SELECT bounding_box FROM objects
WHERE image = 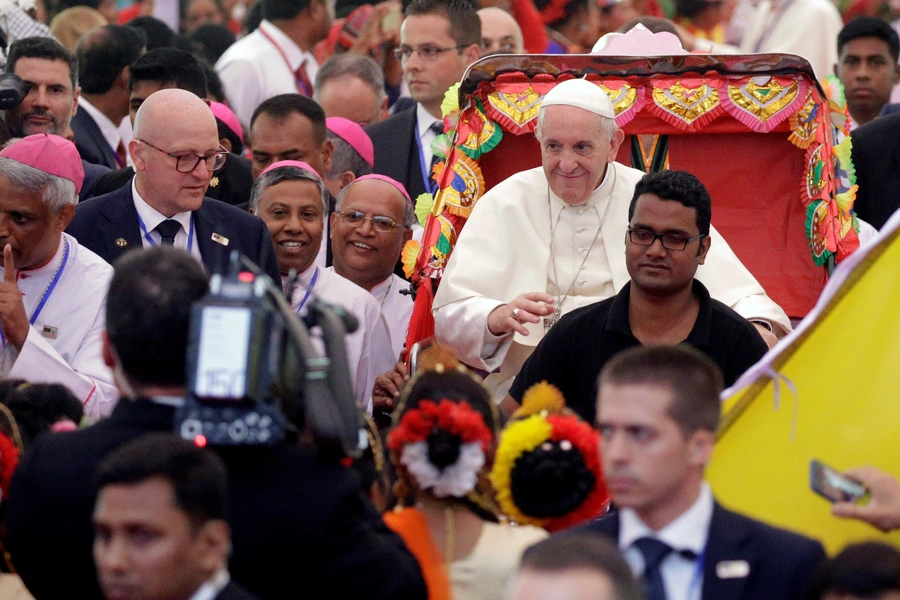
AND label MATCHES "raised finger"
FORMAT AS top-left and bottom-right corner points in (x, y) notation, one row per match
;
(3, 245), (14, 284)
